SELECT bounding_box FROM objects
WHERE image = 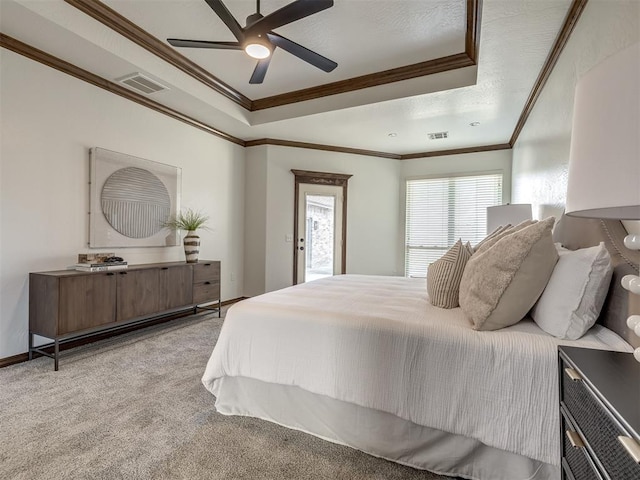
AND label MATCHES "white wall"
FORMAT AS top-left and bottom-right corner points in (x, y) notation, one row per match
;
(244, 145), (402, 294)
(0, 50), (245, 359)
(243, 146), (268, 297)
(511, 0), (639, 219)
